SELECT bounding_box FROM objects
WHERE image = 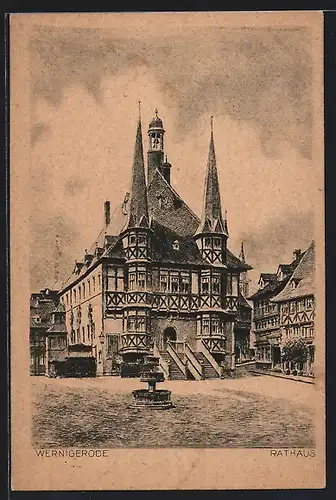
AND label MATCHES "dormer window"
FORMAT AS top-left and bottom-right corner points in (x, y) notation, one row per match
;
(291, 280), (296, 290)
(213, 238), (221, 248)
(173, 240), (180, 251)
(204, 238), (211, 248)
(158, 195), (166, 209)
